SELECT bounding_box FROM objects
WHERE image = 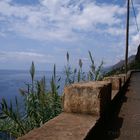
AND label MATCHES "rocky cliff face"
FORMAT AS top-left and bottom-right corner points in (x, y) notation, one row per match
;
(135, 45), (140, 62)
